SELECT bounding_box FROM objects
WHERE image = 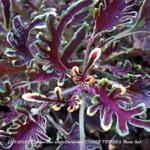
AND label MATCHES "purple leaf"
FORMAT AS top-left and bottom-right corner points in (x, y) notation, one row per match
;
(7, 14), (46, 66)
(58, 123), (80, 150)
(87, 80), (150, 137)
(126, 76), (150, 107)
(86, 104), (100, 116)
(70, 10), (89, 26)
(0, 130), (14, 149)
(27, 54), (58, 82)
(8, 109), (50, 150)
(0, 60), (25, 76)
(7, 16), (33, 65)
(22, 92), (48, 103)
(95, 0), (138, 32)
(36, 33), (67, 72)
(129, 117), (150, 132)
(57, 0), (93, 42)
(36, 0), (95, 73)
(22, 88), (83, 113)
(1, 0), (13, 30)
(29, 68), (58, 82)
(108, 60), (132, 76)
(100, 41), (120, 62)
(58, 122), (100, 150)
(100, 107), (113, 131)
(133, 0), (150, 31)
(133, 33), (150, 50)
(61, 24), (88, 68)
